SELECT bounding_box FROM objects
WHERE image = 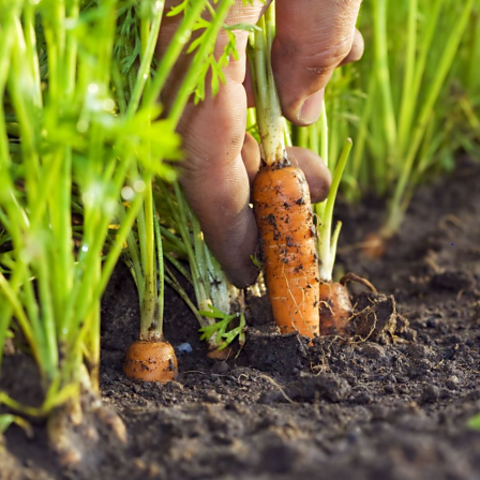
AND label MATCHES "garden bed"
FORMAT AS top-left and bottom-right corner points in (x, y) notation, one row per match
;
(2, 156), (480, 480)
